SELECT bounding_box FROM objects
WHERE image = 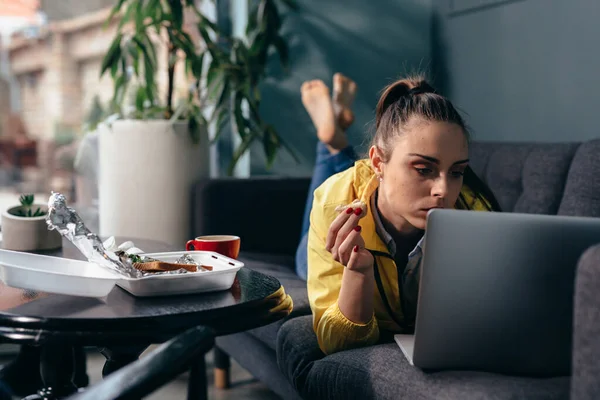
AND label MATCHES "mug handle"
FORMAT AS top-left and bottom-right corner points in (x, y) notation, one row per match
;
(186, 240), (195, 251)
